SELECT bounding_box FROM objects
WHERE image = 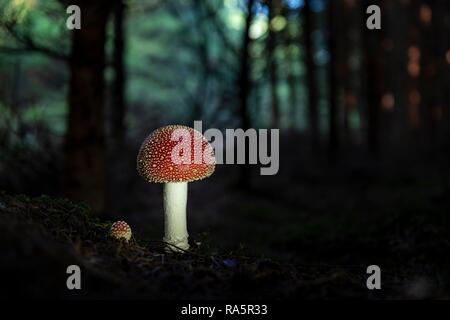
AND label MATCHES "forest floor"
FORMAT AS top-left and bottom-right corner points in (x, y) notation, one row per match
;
(2, 169), (450, 299)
